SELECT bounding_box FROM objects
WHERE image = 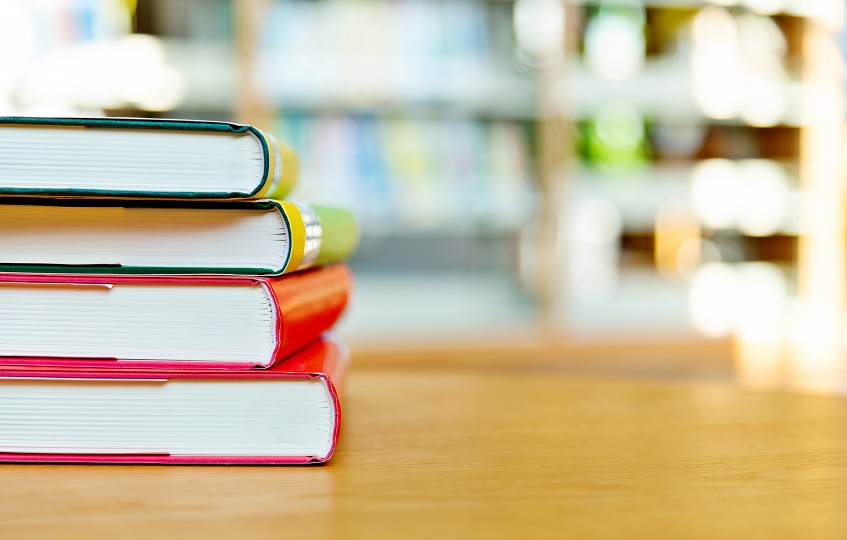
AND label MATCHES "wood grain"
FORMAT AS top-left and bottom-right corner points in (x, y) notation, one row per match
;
(1, 367), (846, 538)
(352, 334), (734, 378)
